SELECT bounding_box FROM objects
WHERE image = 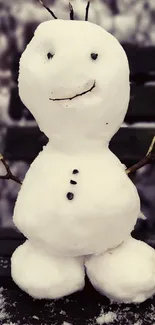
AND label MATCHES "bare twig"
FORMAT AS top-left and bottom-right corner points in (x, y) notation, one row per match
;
(85, 1), (90, 21)
(69, 2), (74, 20)
(0, 154), (22, 185)
(39, 0), (57, 19)
(126, 136), (155, 175)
